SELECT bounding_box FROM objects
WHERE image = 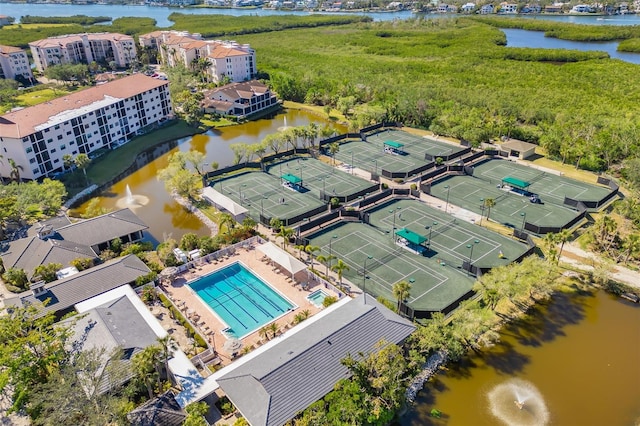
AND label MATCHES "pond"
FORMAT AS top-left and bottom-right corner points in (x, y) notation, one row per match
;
(76, 109), (345, 243)
(402, 290), (640, 425)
